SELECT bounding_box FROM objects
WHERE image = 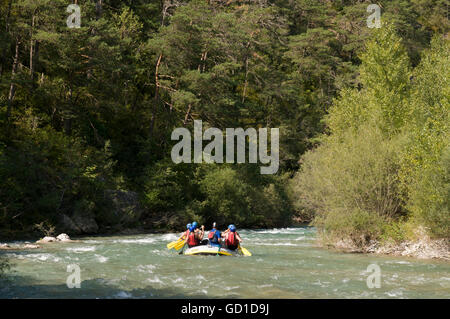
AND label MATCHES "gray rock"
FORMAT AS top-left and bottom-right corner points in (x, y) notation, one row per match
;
(56, 233), (71, 242)
(23, 244), (40, 249)
(36, 236), (57, 244)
